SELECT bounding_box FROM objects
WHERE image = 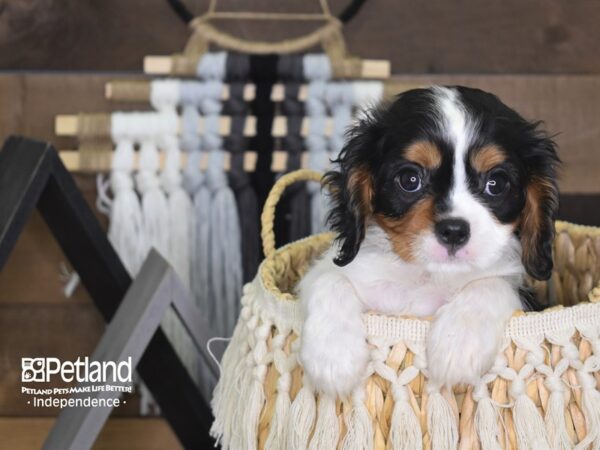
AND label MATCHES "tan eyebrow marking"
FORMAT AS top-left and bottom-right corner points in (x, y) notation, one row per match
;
(471, 144), (507, 172)
(404, 141), (442, 169)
